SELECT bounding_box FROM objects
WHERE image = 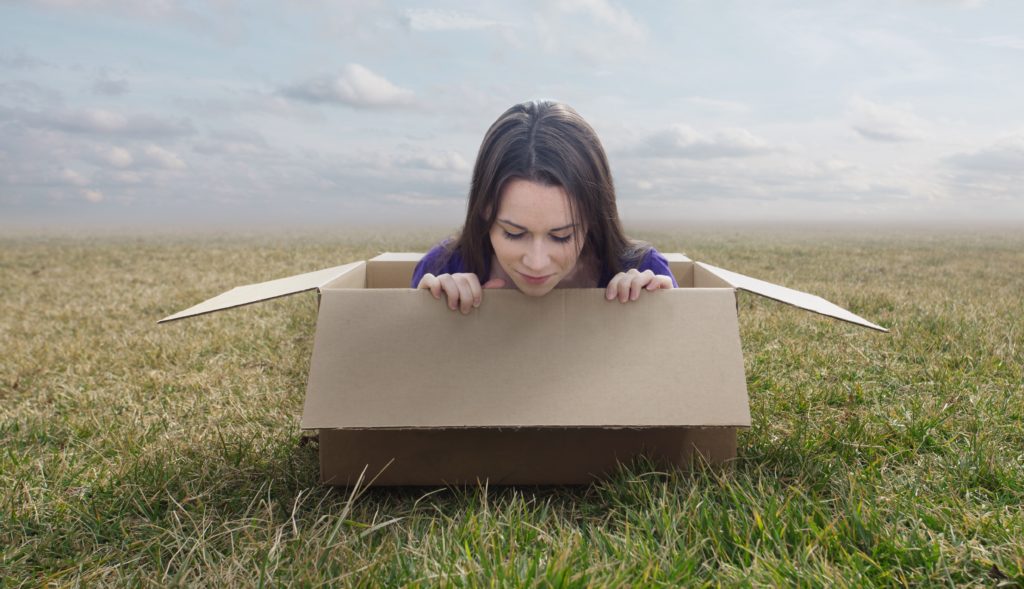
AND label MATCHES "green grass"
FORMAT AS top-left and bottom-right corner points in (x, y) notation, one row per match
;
(1, 228), (1022, 586)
